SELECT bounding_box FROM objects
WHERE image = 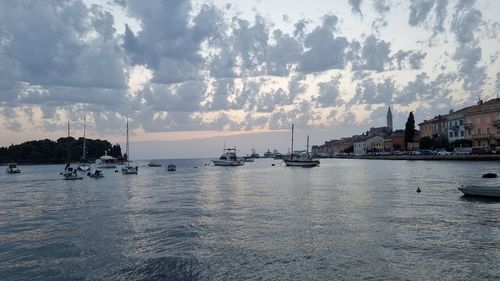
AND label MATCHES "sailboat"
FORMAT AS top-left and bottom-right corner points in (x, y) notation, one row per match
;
(62, 121), (83, 180)
(283, 124), (320, 167)
(77, 116), (90, 171)
(121, 119), (138, 175)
